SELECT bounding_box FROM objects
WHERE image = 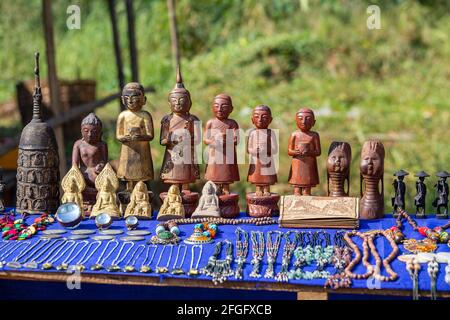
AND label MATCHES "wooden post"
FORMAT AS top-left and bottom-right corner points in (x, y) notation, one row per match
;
(107, 0), (125, 110)
(125, 0), (139, 82)
(167, 0), (180, 69)
(42, 0), (67, 175)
